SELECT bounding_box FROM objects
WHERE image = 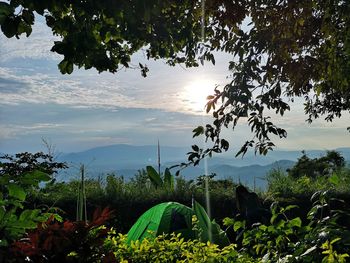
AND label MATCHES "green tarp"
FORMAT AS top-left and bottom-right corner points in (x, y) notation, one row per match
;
(126, 201), (229, 247)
